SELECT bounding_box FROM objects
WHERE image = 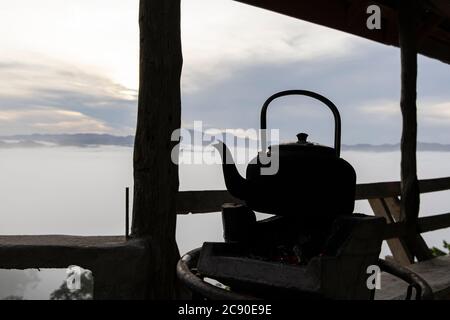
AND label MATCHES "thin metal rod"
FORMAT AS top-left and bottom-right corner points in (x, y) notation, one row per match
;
(126, 187), (130, 240)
